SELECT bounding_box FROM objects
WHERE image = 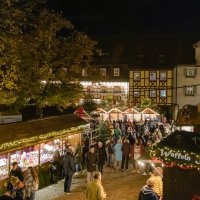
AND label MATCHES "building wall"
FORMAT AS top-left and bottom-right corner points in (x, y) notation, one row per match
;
(129, 69), (173, 106)
(173, 65), (200, 109)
